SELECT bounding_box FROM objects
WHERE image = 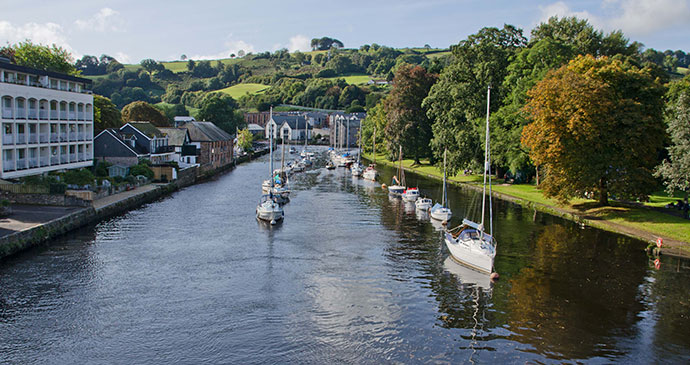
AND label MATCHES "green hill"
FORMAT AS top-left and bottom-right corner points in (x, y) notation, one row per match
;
(218, 83), (270, 98)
